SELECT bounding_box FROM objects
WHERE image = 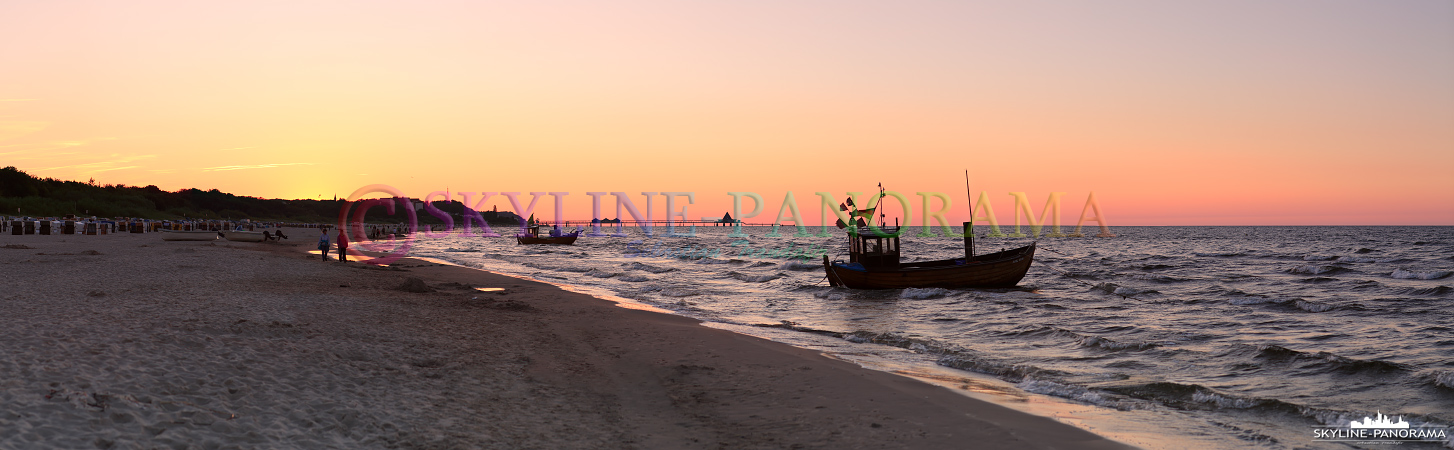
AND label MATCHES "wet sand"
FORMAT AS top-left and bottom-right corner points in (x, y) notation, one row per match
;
(0, 228), (1133, 449)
